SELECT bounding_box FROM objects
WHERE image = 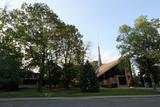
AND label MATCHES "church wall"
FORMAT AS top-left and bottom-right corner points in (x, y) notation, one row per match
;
(102, 76), (118, 88)
(98, 65), (128, 87)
